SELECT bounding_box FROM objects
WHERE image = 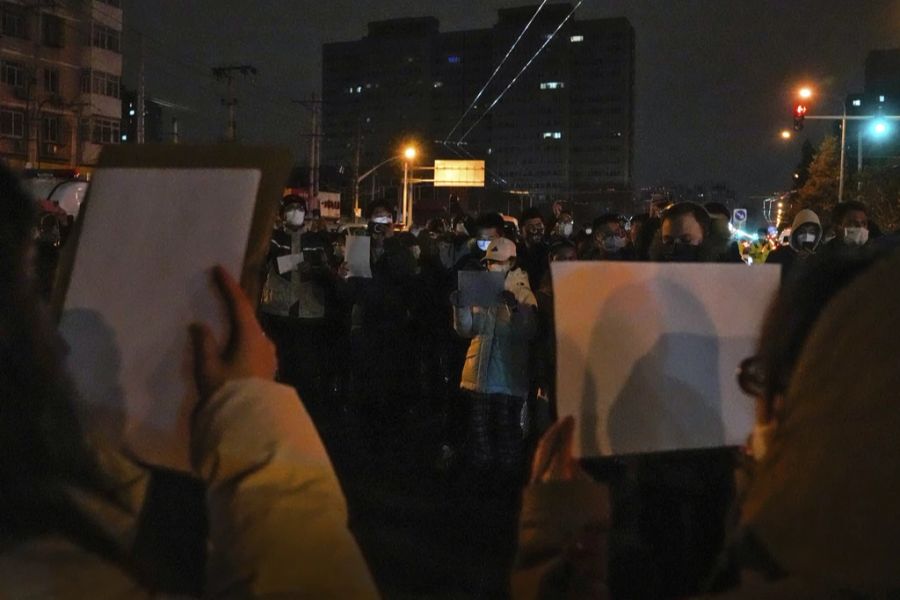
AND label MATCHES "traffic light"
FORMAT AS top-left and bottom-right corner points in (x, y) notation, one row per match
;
(793, 103), (808, 131)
